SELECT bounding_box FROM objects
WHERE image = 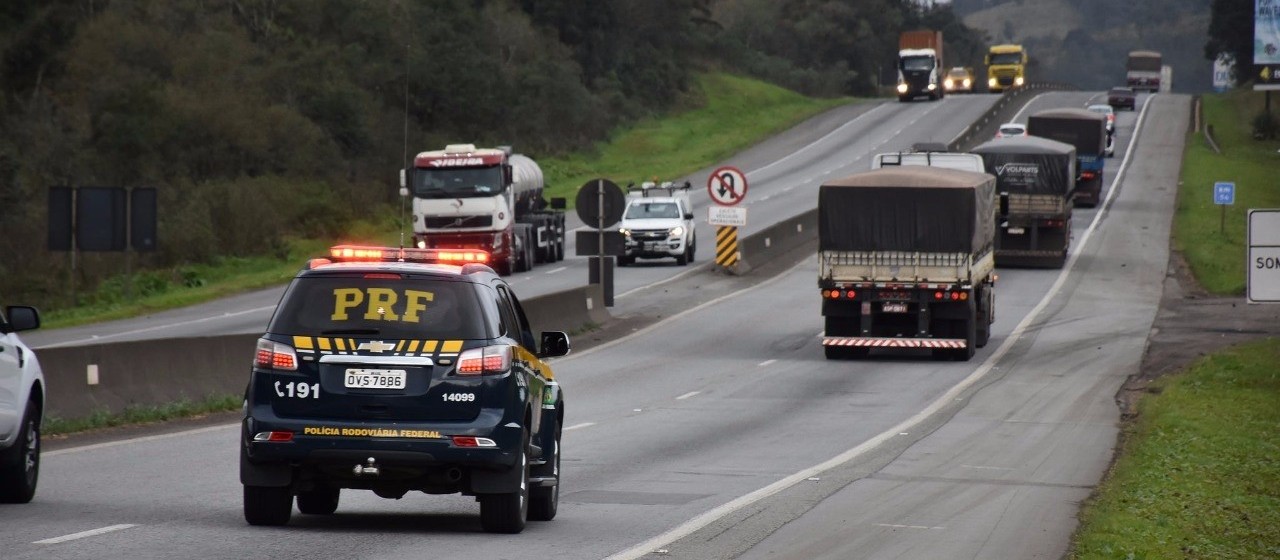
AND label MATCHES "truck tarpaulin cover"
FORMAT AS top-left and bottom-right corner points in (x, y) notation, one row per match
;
(818, 167), (996, 254)
(1026, 109), (1106, 157)
(971, 136), (1076, 195)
